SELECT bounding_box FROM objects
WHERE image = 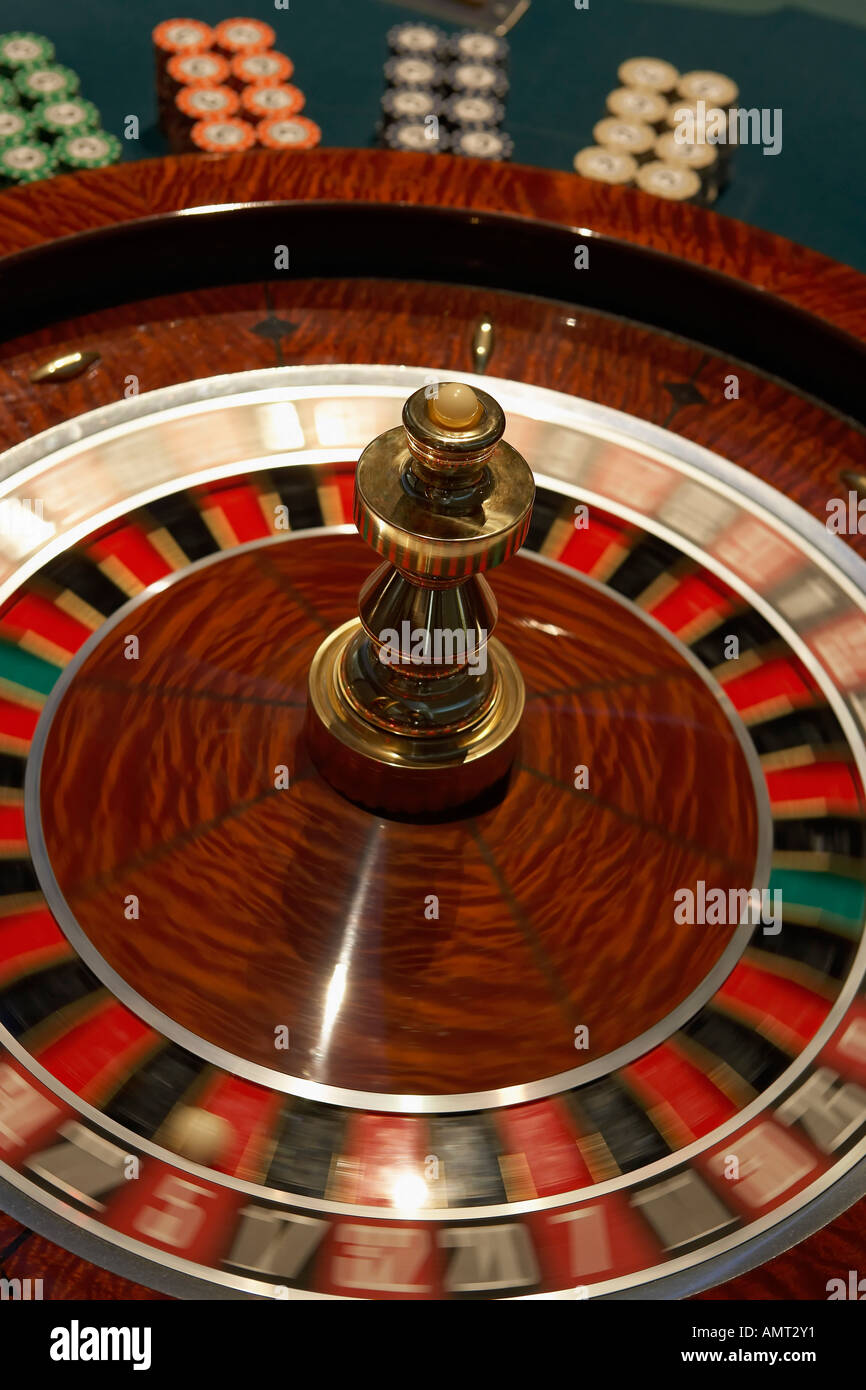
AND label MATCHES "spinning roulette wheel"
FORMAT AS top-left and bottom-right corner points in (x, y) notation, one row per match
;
(0, 149), (864, 1302)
